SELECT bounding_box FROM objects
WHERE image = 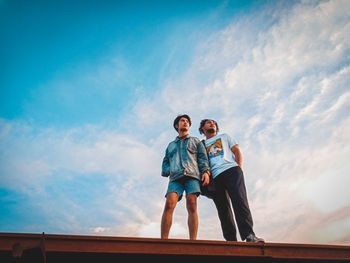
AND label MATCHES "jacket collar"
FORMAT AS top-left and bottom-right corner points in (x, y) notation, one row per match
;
(175, 134), (190, 142)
